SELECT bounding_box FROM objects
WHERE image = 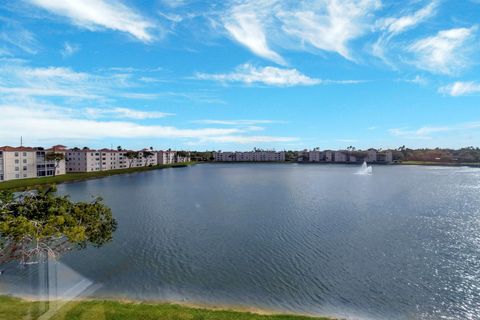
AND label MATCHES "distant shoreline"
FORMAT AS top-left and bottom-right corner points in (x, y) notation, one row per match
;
(211, 161), (480, 168)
